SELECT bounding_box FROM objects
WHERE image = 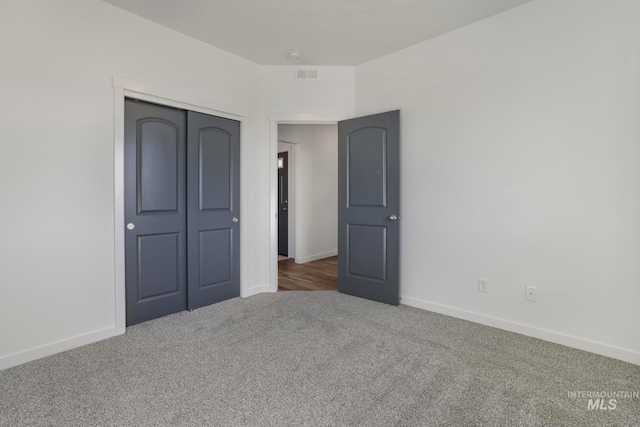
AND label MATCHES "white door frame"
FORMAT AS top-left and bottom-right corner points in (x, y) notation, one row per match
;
(113, 76), (251, 335)
(268, 113), (351, 292)
(276, 142), (296, 259)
